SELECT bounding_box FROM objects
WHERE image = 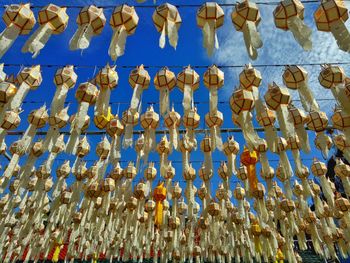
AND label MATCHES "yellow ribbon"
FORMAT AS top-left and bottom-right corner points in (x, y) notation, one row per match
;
(240, 147), (258, 195)
(154, 182), (166, 226)
(275, 248), (284, 263)
(52, 241), (62, 262)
